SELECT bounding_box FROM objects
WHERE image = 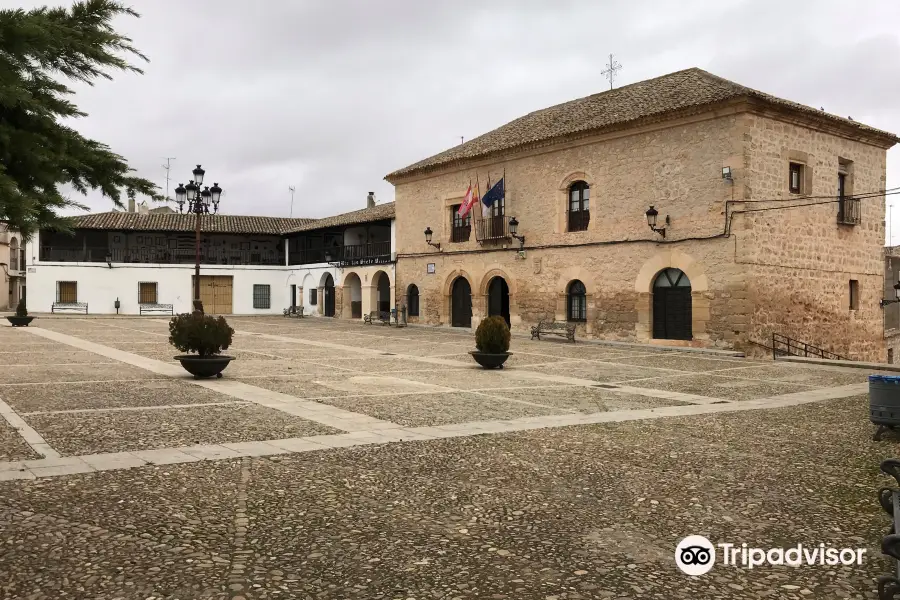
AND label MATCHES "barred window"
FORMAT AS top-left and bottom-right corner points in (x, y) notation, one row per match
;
(138, 282), (158, 304)
(57, 281), (77, 303)
(567, 280), (586, 322)
(253, 284), (271, 309)
(309, 287), (317, 305)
